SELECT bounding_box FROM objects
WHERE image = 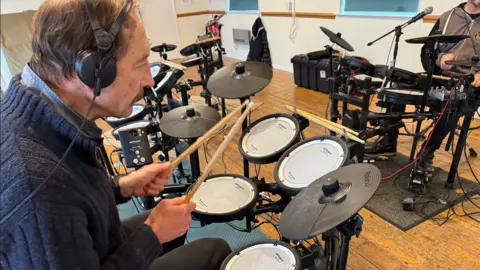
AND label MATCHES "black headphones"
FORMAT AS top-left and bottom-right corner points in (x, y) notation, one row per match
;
(75, 0), (133, 96)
